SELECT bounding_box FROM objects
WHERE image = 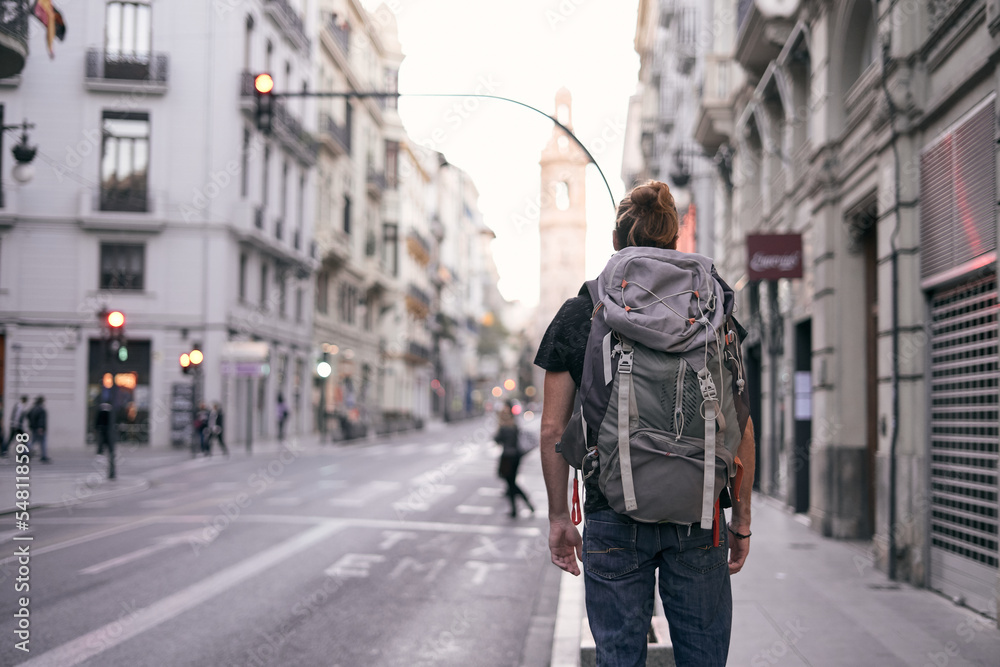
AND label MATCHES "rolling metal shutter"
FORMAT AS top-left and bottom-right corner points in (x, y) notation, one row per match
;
(920, 97), (997, 280)
(928, 273), (998, 616)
